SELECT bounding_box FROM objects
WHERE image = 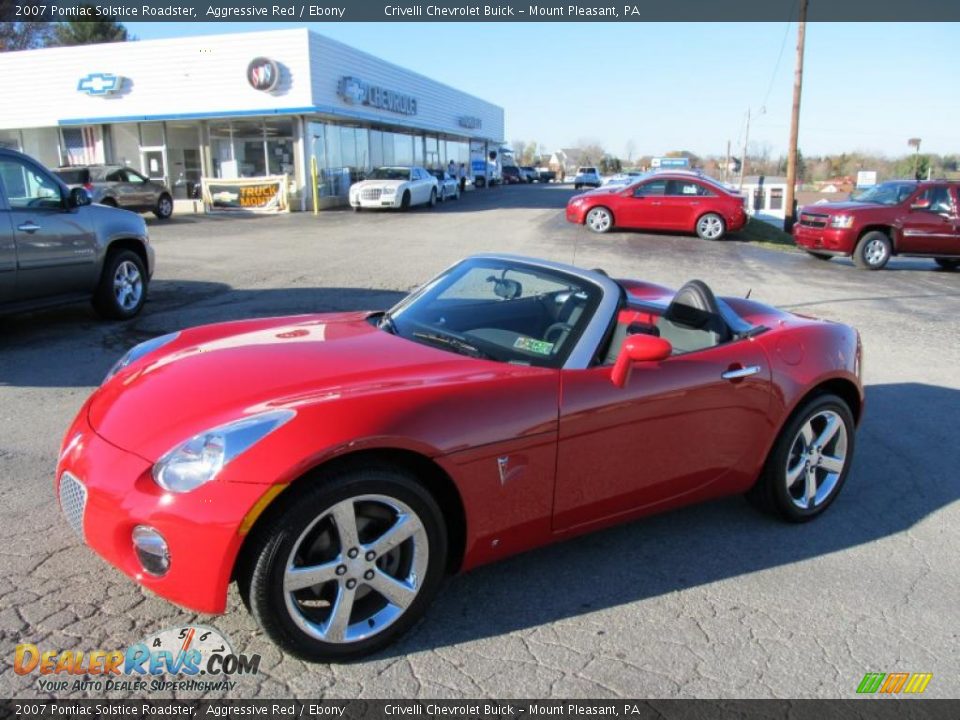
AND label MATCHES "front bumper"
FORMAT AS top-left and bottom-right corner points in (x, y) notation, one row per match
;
(56, 410), (277, 614)
(565, 204), (587, 224)
(793, 224), (857, 254)
(350, 193), (402, 209)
